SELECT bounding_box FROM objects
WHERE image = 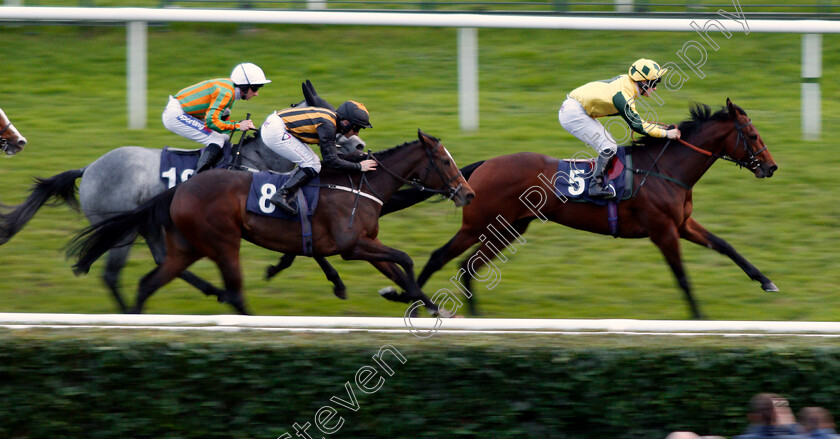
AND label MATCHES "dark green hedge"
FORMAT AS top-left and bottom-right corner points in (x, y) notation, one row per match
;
(2, 329), (840, 438)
